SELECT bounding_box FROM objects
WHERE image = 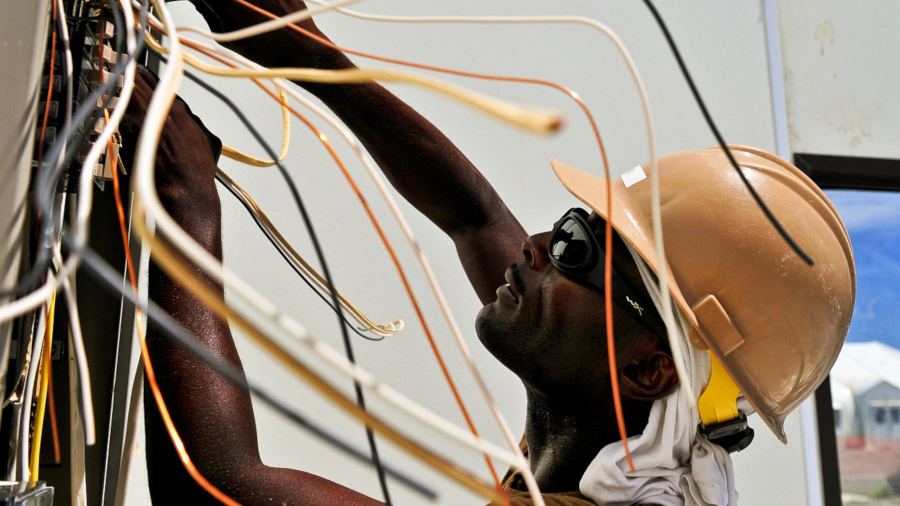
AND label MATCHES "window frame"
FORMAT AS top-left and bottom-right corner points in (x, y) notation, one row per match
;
(796, 152), (900, 506)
